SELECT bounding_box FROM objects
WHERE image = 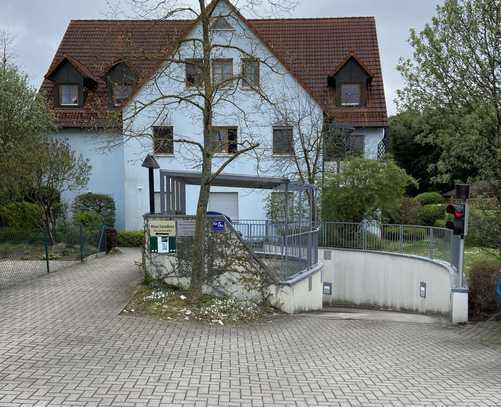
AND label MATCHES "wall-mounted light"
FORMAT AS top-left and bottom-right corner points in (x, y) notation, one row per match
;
(323, 282), (332, 296)
(420, 282), (427, 298)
